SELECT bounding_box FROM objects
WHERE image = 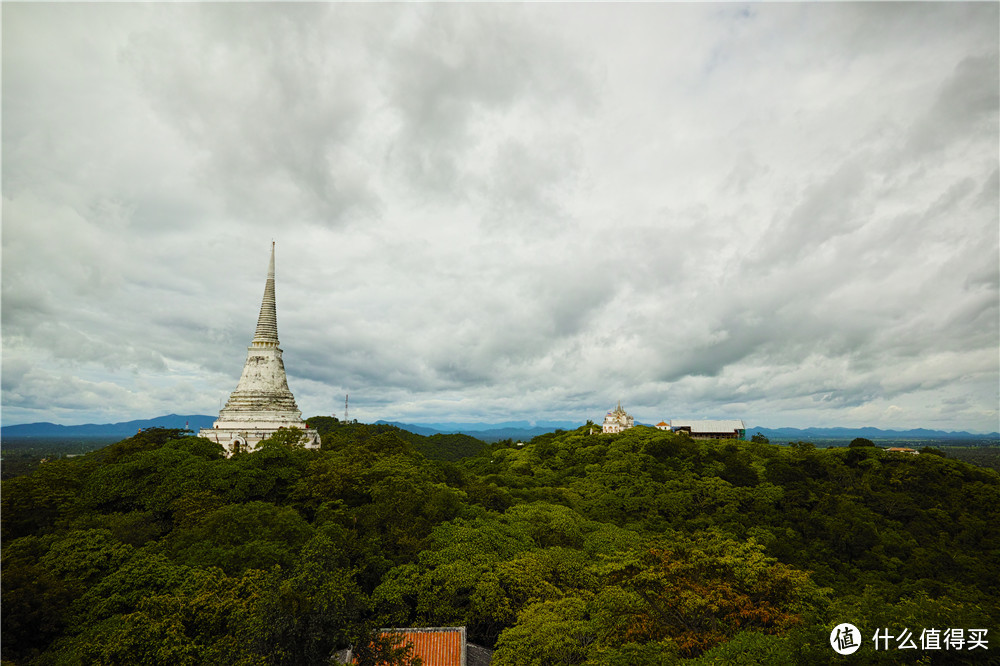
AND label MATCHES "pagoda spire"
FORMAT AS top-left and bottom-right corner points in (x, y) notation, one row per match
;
(252, 242), (279, 348)
(201, 242), (320, 456)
